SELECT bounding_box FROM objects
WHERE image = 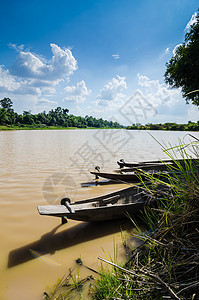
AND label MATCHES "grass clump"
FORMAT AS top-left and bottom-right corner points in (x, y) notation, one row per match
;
(92, 267), (123, 299)
(43, 267), (94, 300)
(91, 137), (199, 300)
